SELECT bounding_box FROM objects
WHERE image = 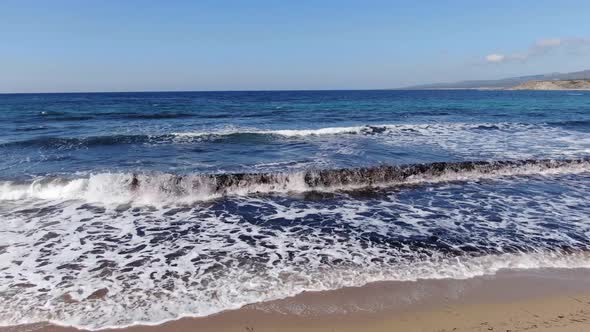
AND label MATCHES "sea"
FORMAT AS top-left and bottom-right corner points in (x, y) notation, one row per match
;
(1, 90), (589, 329)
